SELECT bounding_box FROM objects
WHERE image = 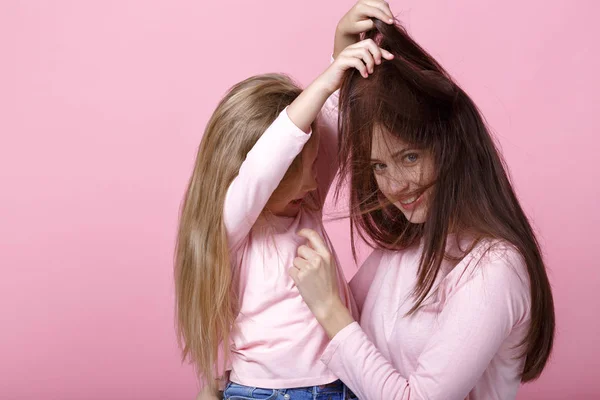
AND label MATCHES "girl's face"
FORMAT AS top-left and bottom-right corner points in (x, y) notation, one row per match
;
(370, 126), (435, 224)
